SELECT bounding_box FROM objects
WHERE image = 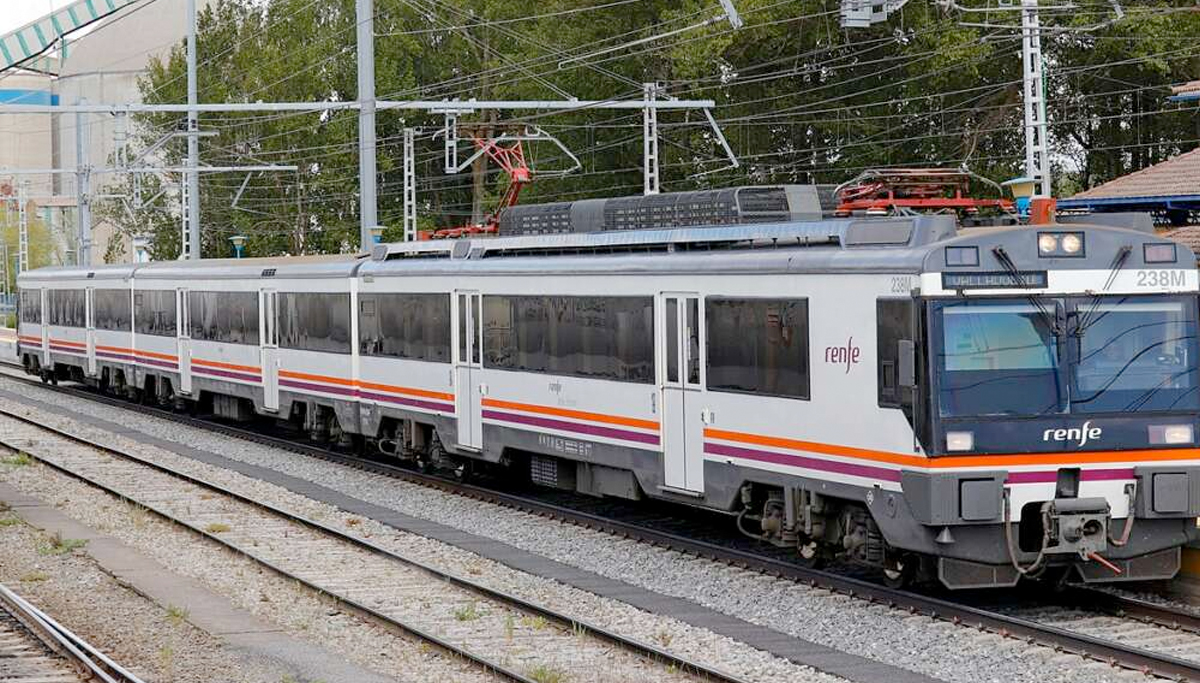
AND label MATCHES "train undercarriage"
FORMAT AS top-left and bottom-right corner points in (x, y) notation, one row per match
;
(23, 354), (1193, 591)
